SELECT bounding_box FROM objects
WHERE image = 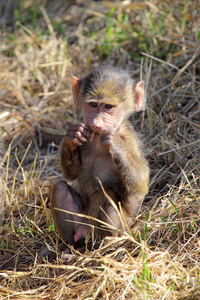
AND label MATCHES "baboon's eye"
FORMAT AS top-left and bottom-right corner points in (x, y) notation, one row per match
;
(105, 104), (114, 109)
(89, 102), (97, 108)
